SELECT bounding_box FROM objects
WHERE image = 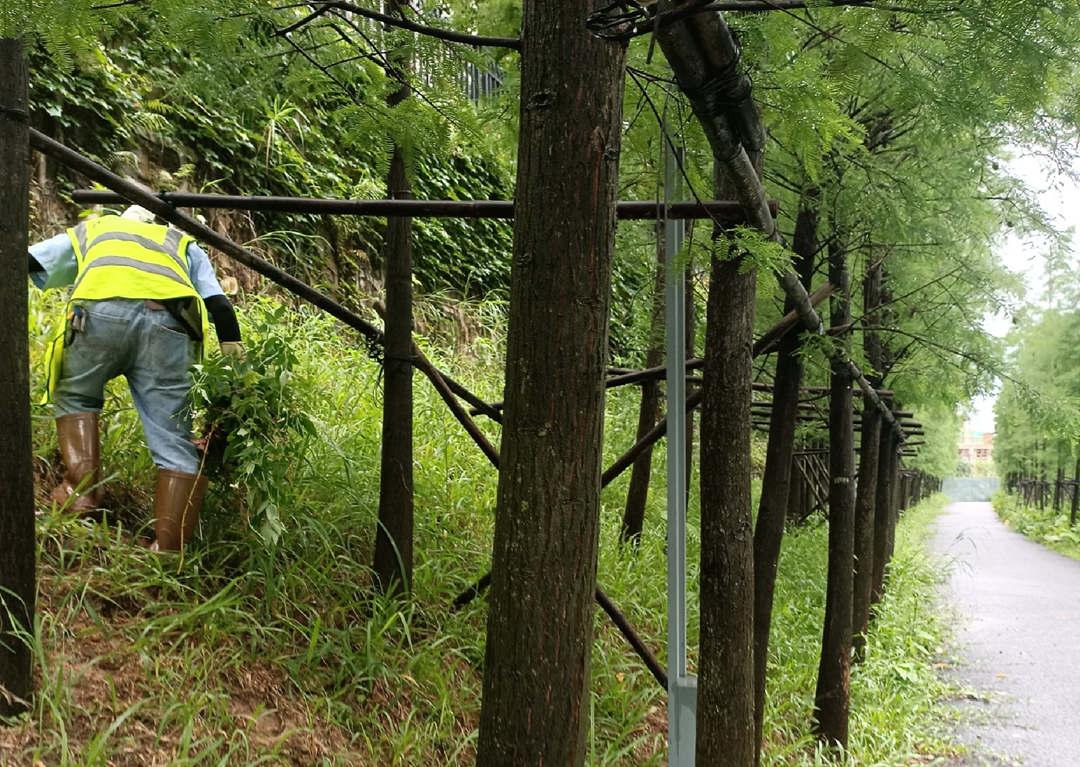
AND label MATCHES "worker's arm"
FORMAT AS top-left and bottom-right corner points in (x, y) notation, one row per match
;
(28, 232), (78, 289)
(187, 243), (242, 347)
